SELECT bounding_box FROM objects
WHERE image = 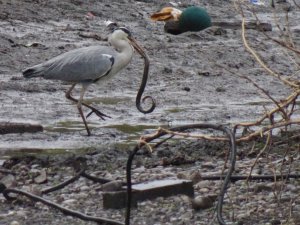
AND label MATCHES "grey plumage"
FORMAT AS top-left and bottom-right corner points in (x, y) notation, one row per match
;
(23, 46), (115, 82)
